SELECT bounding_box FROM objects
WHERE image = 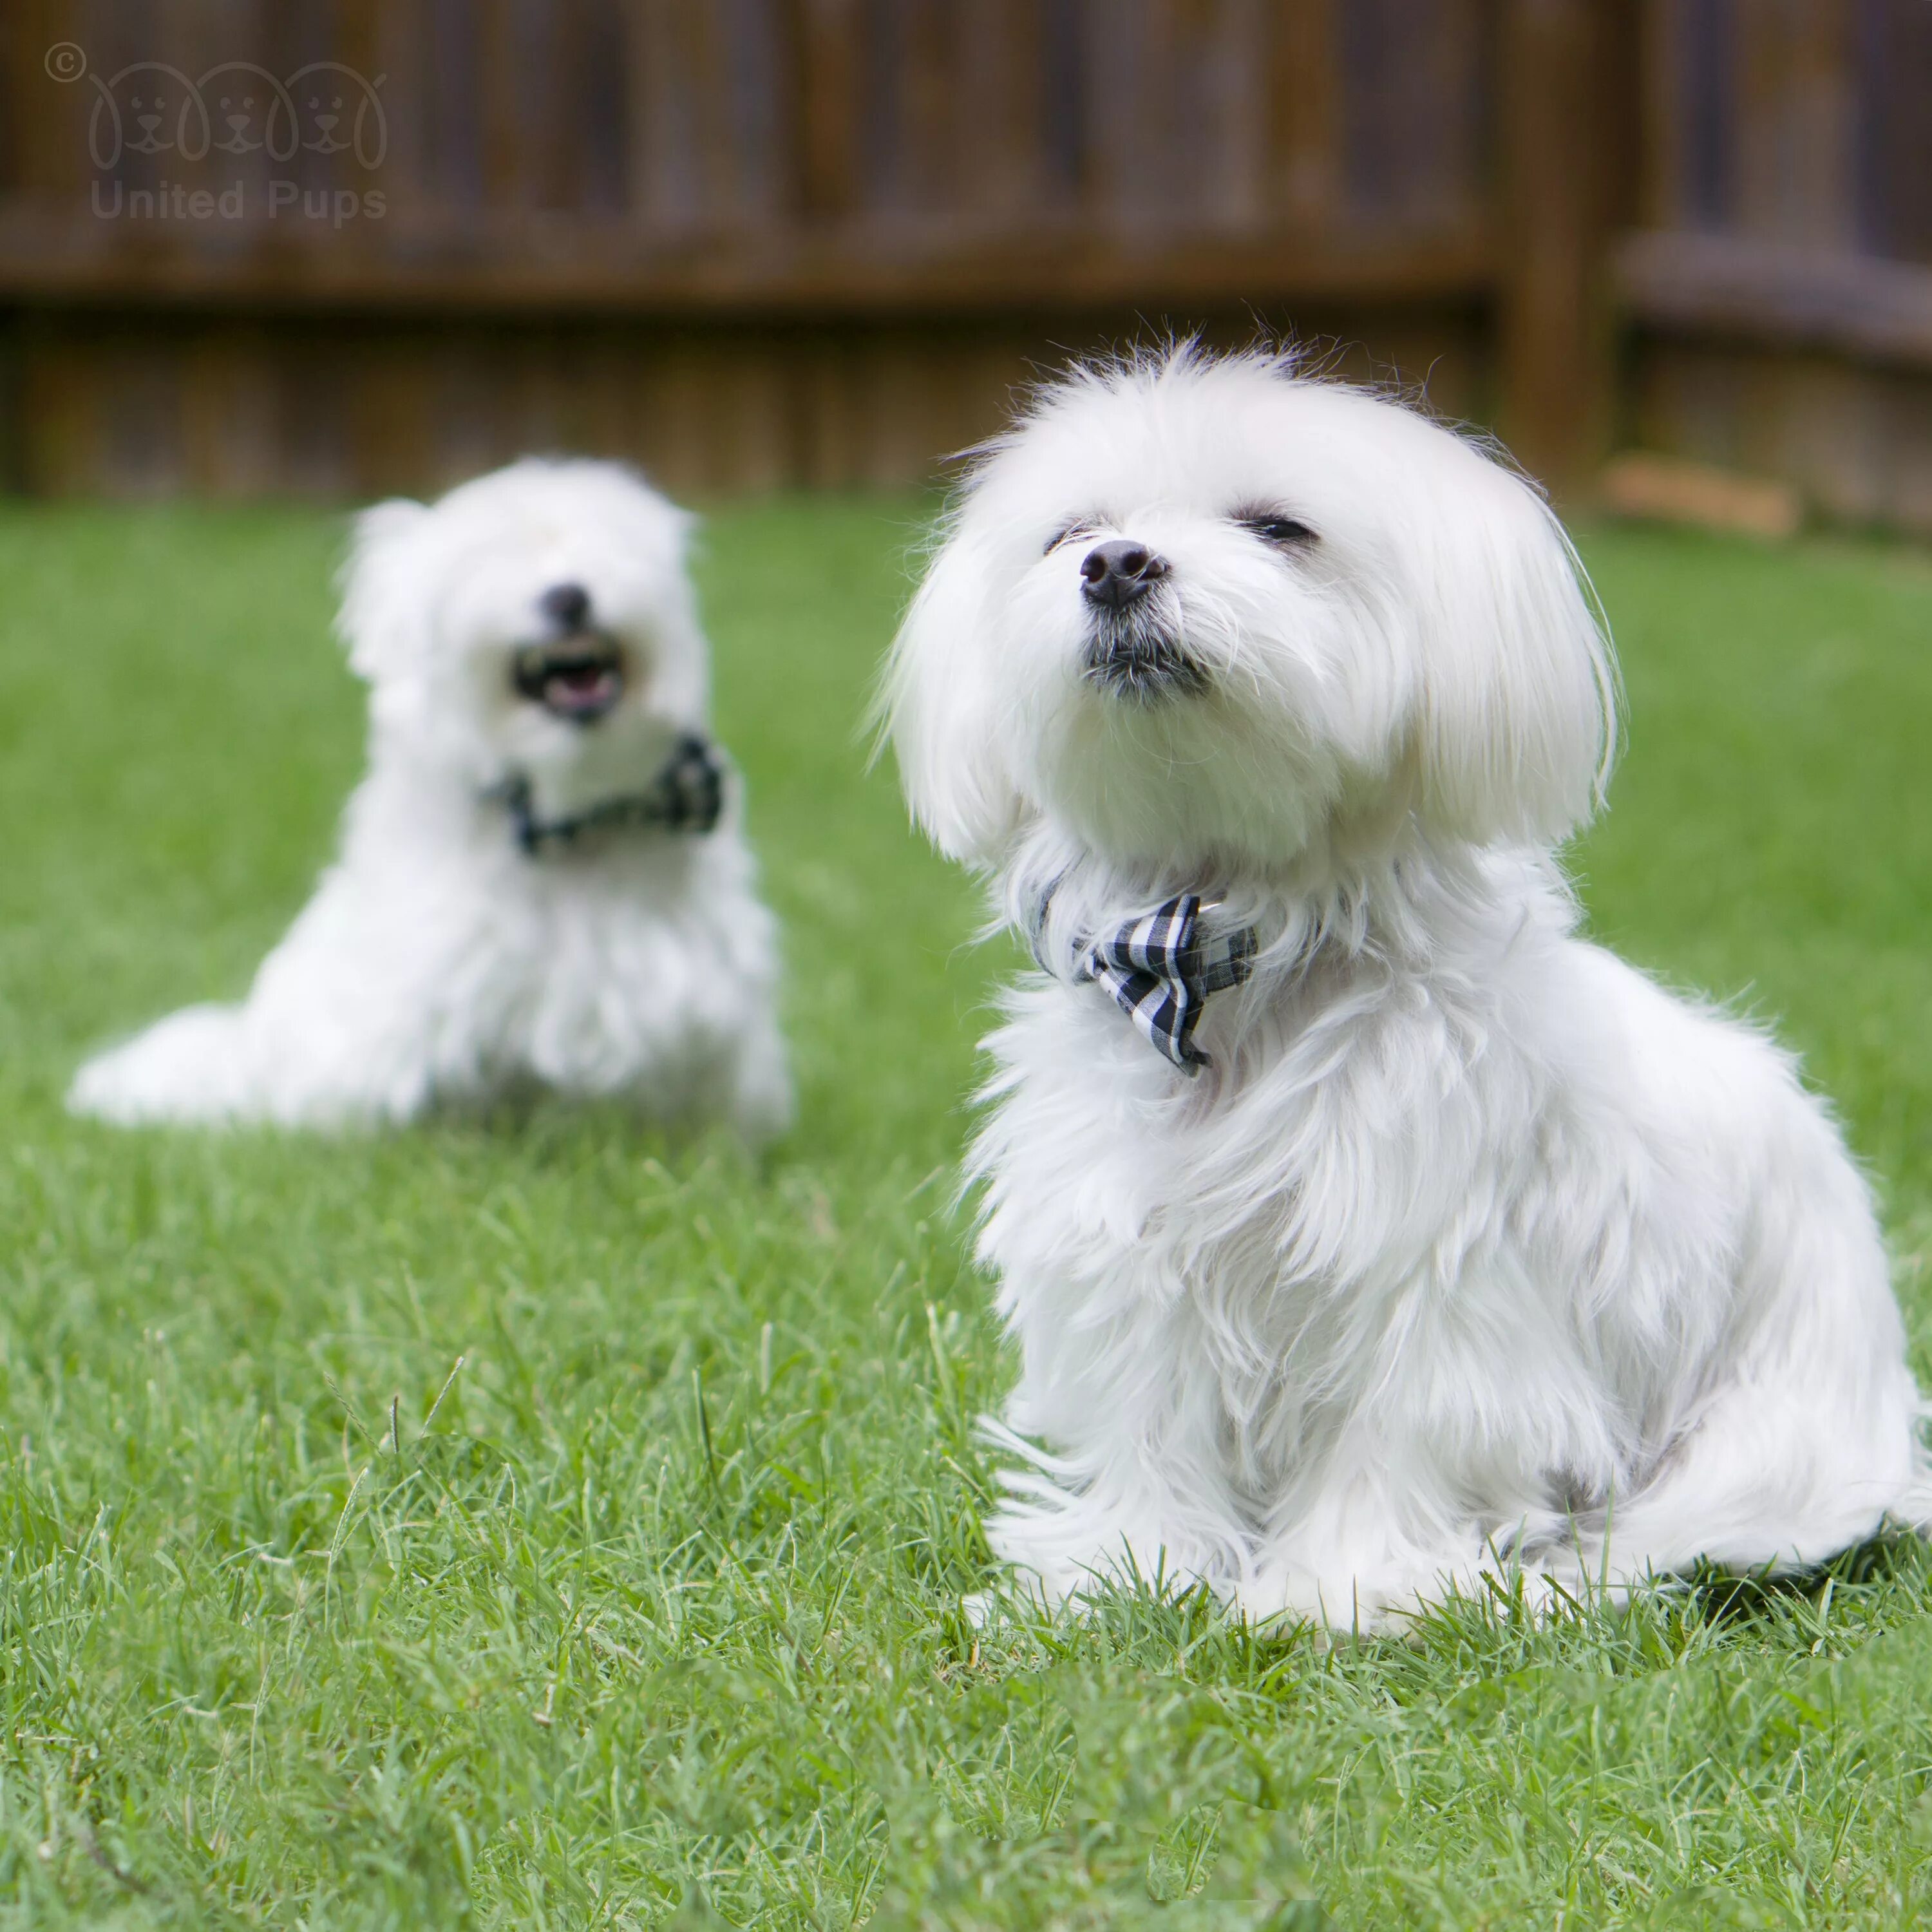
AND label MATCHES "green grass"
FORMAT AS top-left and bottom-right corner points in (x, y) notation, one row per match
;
(0, 498), (1928, 1930)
